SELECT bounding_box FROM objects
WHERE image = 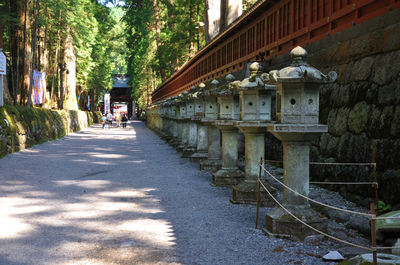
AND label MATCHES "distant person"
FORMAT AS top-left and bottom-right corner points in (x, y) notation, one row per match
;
(121, 113), (128, 128)
(101, 114), (107, 130)
(116, 112), (122, 128)
(107, 112), (113, 129)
